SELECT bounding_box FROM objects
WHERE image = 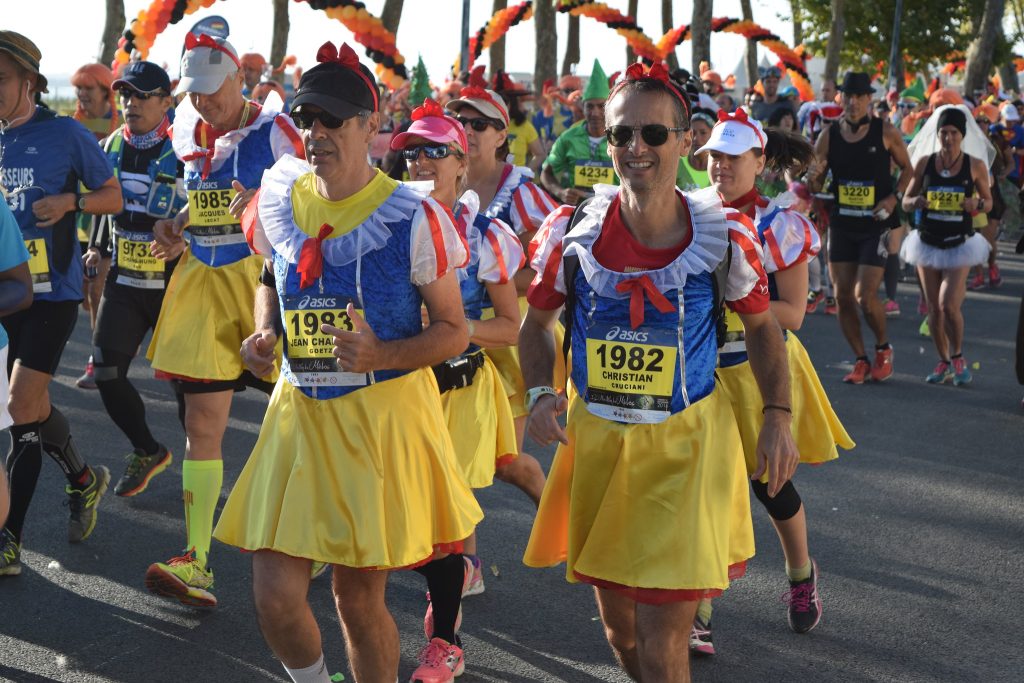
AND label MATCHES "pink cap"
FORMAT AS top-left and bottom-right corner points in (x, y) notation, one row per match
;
(391, 98), (468, 153)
